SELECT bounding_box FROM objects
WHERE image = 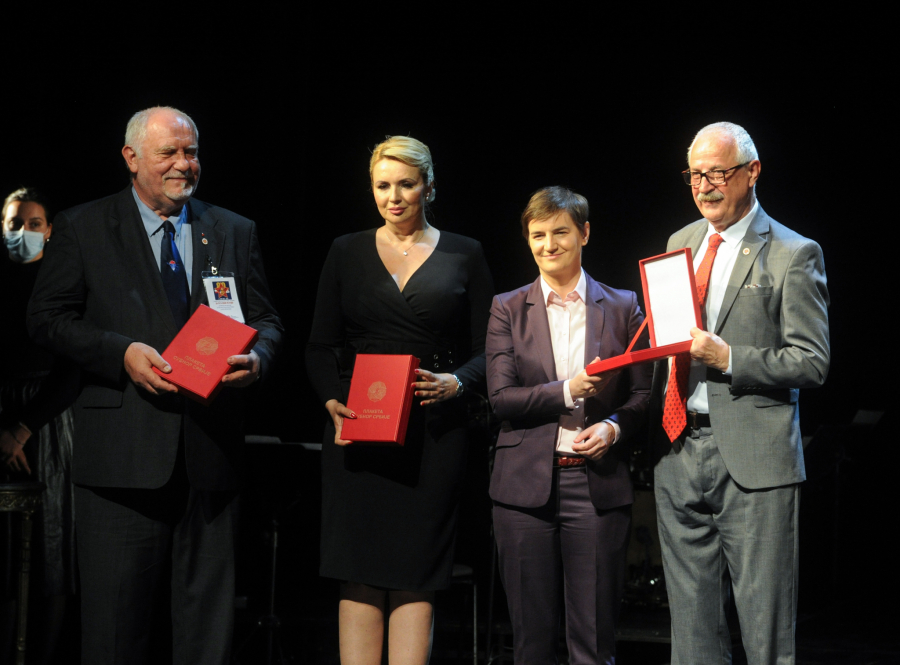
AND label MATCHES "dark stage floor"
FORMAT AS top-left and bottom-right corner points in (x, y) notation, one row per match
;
(23, 424), (900, 664)
(19, 563), (900, 664)
(221, 438), (900, 664)
(226, 578), (900, 665)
